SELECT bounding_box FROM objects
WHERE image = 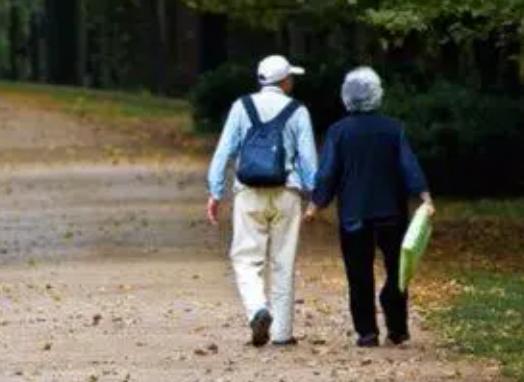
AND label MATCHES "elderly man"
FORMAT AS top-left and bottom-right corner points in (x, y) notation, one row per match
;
(306, 67), (435, 347)
(207, 55), (318, 347)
